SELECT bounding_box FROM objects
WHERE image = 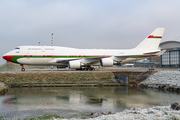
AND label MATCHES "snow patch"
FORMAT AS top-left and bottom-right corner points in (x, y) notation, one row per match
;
(139, 71), (180, 91)
(141, 71), (180, 85)
(53, 106), (180, 120)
